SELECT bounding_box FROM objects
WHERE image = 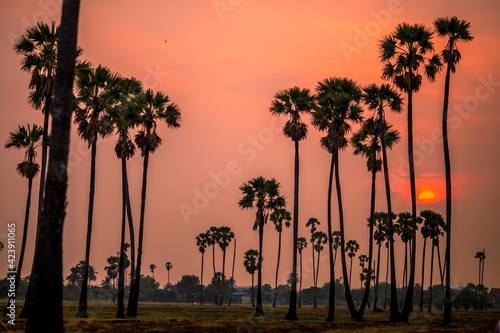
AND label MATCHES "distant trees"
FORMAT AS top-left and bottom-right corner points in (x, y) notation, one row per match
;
(196, 232), (209, 305)
(270, 208), (291, 307)
(243, 249), (259, 307)
(165, 262), (173, 286)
